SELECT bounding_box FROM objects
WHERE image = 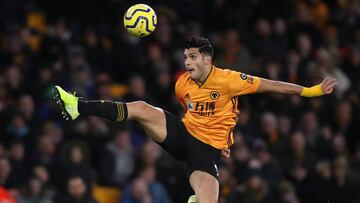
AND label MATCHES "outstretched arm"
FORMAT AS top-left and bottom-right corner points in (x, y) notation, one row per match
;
(257, 77), (338, 97)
